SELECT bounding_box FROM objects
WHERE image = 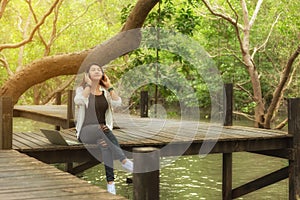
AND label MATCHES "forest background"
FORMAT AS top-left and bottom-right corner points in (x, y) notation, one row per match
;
(0, 0), (299, 129)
